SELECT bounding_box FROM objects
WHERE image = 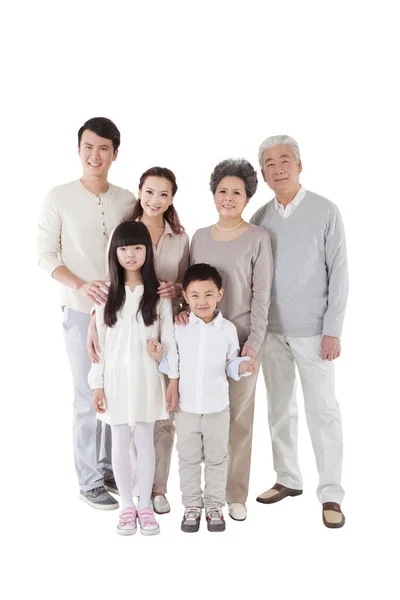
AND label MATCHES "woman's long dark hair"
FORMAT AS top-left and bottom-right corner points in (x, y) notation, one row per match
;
(125, 166), (185, 235)
(104, 221), (159, 328)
